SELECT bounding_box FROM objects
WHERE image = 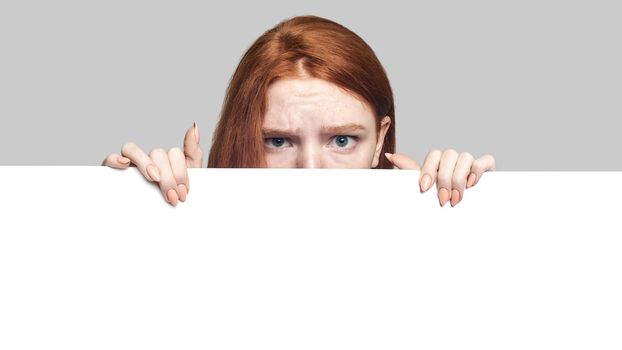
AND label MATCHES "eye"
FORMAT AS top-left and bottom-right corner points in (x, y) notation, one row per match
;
(264, 137), (292, 149)
(330, 135), (358, 149)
